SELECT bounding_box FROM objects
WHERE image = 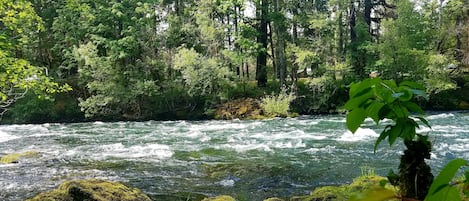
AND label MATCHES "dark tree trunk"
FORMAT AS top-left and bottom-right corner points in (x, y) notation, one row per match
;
(398, 136), (434, 200)
(256, 0), (268, 87)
